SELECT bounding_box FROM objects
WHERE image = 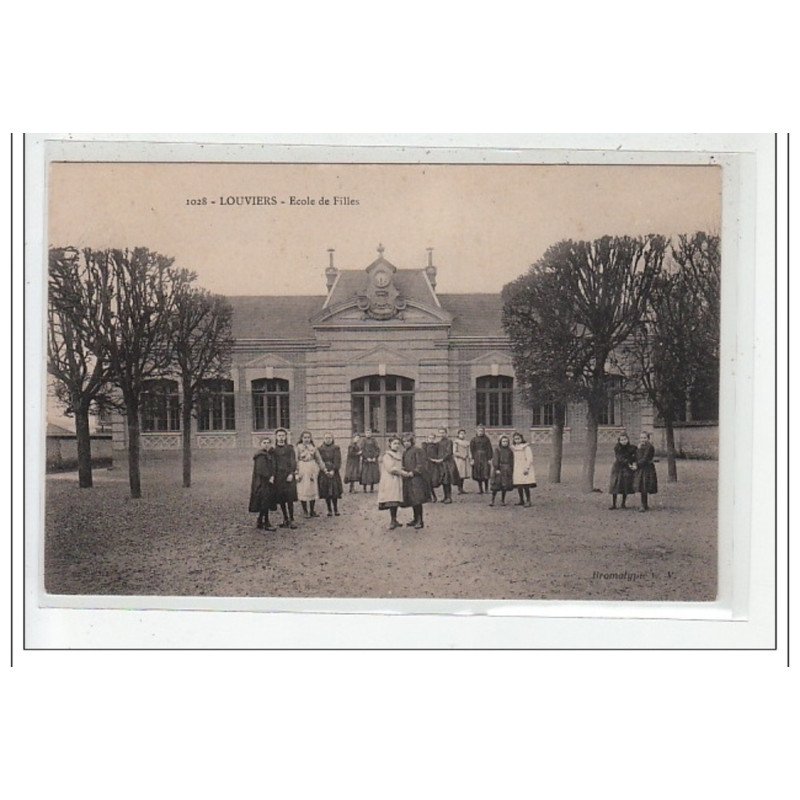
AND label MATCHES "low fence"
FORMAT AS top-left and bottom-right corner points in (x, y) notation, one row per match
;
(46, 433), (113, 472)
